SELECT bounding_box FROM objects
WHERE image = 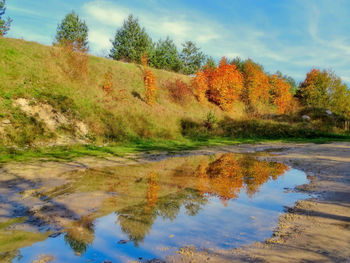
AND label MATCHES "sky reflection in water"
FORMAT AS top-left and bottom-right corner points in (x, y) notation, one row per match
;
(14, 153), (309, 263)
